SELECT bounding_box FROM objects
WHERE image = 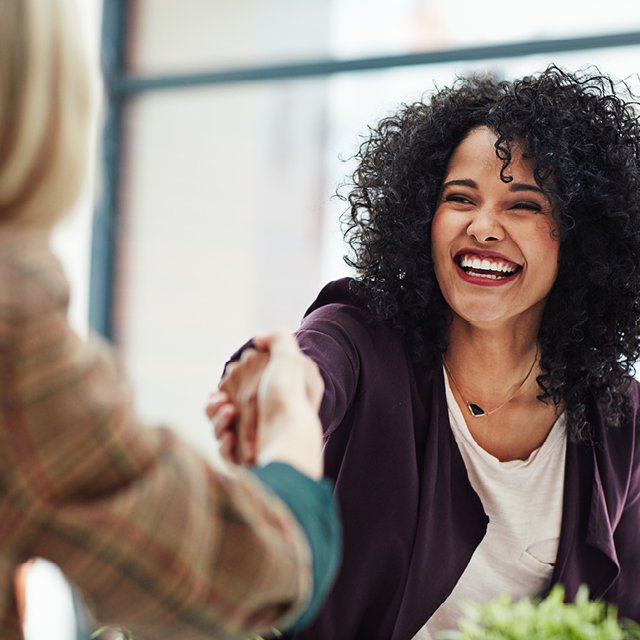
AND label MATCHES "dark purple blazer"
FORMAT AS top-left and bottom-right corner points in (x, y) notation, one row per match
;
(283, 278), (640, 640)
